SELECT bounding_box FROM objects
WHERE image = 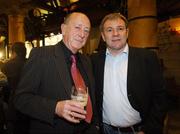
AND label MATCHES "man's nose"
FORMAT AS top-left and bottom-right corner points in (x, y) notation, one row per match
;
(79, 29), (85, 38)
(113, 29), (119, 36)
